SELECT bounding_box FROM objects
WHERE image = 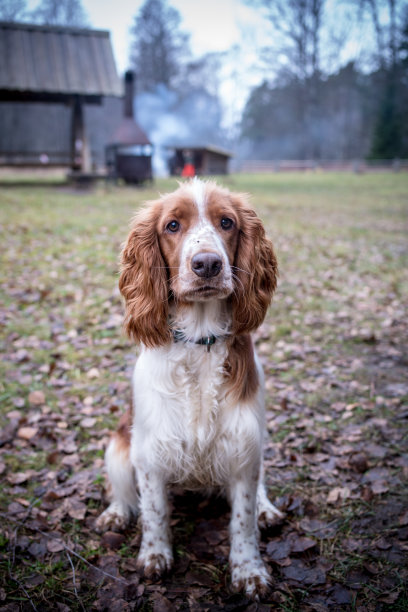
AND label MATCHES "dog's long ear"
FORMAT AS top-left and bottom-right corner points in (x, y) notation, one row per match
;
(230, 194), (278, 335)
(119, 201), (170, 348)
